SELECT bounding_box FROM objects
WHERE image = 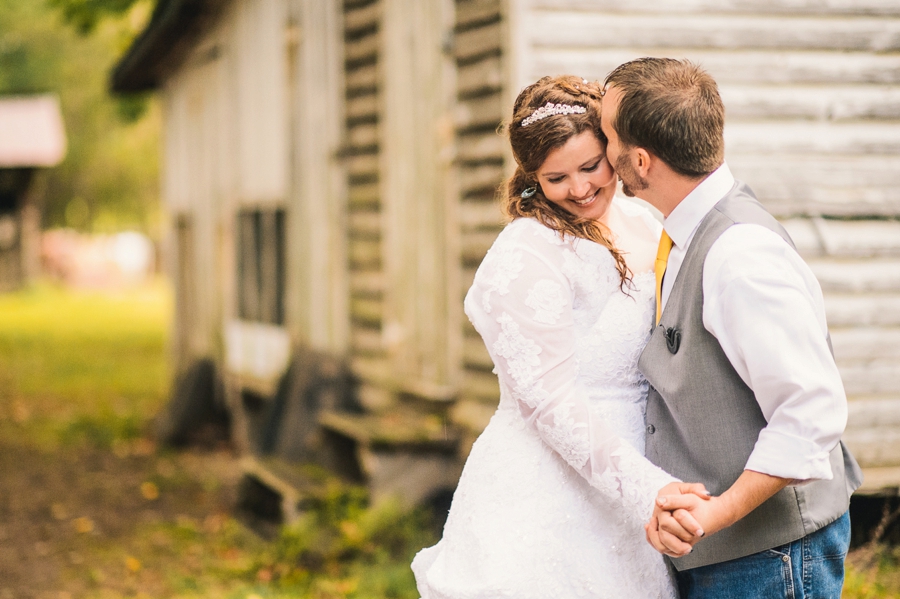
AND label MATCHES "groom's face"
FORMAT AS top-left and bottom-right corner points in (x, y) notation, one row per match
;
(600, 85), (648, 198)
